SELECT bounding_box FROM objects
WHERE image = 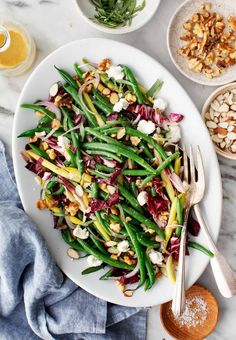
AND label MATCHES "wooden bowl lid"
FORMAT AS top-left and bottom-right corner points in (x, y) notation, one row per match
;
(160, 285), (219, 340)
